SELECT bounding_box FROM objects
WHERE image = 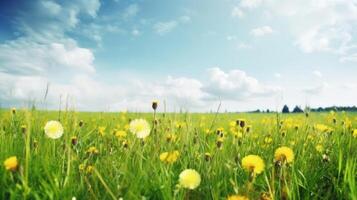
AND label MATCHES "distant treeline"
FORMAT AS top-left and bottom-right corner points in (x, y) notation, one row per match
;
(247, 105), (357, 113)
